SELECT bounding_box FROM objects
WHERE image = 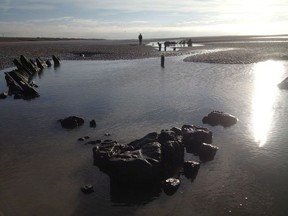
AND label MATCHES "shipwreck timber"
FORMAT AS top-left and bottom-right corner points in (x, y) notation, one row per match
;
(2, 55), (61, 99)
